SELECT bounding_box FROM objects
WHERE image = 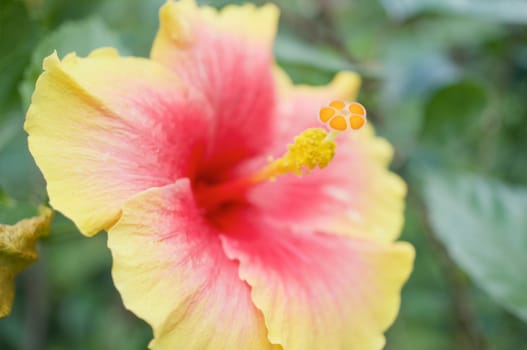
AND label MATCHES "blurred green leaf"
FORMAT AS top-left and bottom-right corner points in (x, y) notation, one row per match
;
(50, 273), (150, 350)
(45, 217), (111, 292)
(494, 88), (527, 185)
(30, 0), (103, 27)
(416, 81), (489, 169)
(19, 16), (128, 108)
(0, 103), (23, 152)
(386, 203), (457, 350)
(0, 104), (46, 203)
(0, 0), (43, 205)
(274, 35), (356, 73)
(0, 196), (39, 226)
(424, 173), (527, 323)
(97, 0), (165, 56)
(380, 0), (527, 24)
(377, 16), (503, 159)
(380, 17), (502, 101)
(422, 81), (487, 141)
(0, 0), (40, 111)
(383, 53), (458, 103)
